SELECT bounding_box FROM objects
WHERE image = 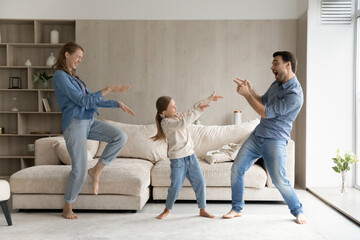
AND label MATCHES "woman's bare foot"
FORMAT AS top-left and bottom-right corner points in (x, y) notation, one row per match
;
(88, 168), (100, 195)
(88, 162), (105, 195)
(222, 209), (243, 219)
(200, 209), (215, 218)
(156, 208), (170, 219)
(62, 203), (78, 220)
(296, 214), (307, 224)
